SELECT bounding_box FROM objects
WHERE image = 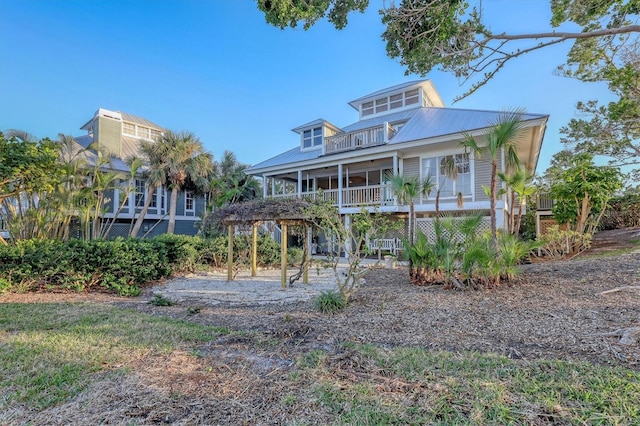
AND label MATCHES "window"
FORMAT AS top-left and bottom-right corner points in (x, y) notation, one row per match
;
(390, 93), (403, 109)
(134, 179), (145, 207)
(375, 97), (388, 113)
(150, 187), (157, 208)
(405, 89), (419, 105)
(123, 122), (136, 136)
(185, 191), (194, 212)
(362, 101), (374, 116)
(150, 129), (162, 140)
(359, 88), (423, 118)
(422, 153), (471, 197)
(303, 127), (323, 148)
